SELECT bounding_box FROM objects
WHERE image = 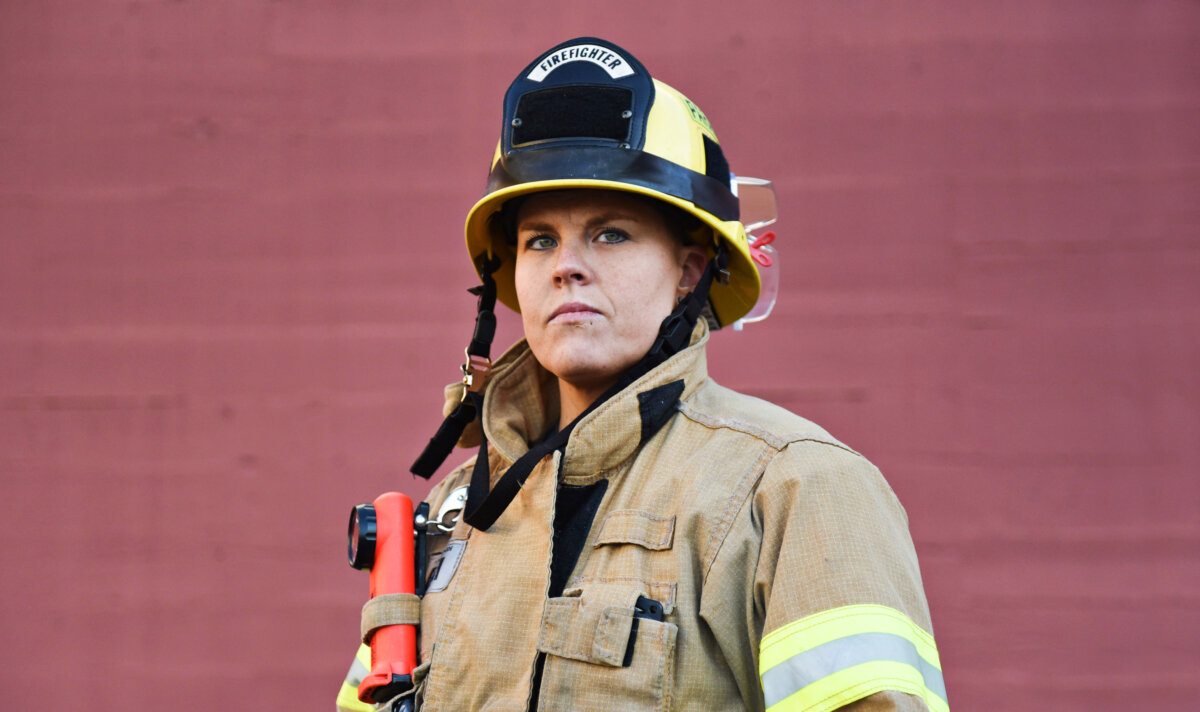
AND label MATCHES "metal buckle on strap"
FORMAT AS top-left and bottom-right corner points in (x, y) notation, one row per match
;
(427, 485), (468, 534)
(460, 351), (493, 399)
